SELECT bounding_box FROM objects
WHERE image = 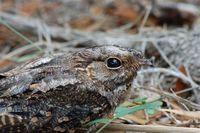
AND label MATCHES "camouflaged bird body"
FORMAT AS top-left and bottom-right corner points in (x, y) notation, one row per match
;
(0, 46), (150, 132)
